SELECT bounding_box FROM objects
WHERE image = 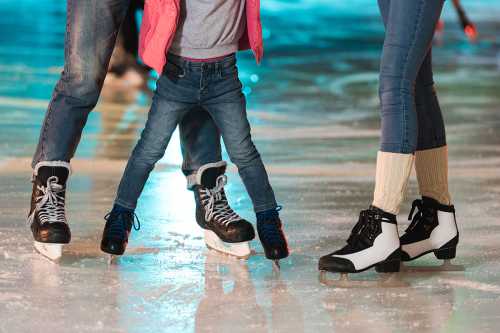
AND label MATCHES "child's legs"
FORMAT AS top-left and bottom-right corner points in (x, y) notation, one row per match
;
(115, 96), (190, 209)
(204, 94), (277, 213)
(179, 107), (222, 189)
(414, 49), (450, 204)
